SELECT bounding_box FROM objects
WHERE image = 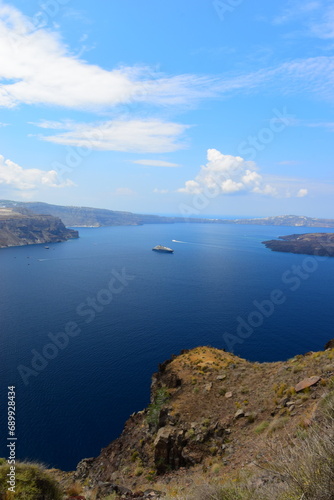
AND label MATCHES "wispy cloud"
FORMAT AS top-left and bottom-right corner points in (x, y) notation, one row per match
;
(133, 159), (180, 167)
(34, 119), (189, 153)
(29, 120), (73, 130)
(309, 6), (334, 39)
(61, 7), (93, 24)
(0, 154), (74, 190)
(1, 3), (334, 115)
(153, 188), (169, 194)
(277, 160), (301, 165)
(273, 1), (334, 40)
(215, 56), (334, 102)
(273, 1), (321, 25)
(0, 4), (218, 110)
(307, 121), (334, 130)
(263, 174), (334, 197)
